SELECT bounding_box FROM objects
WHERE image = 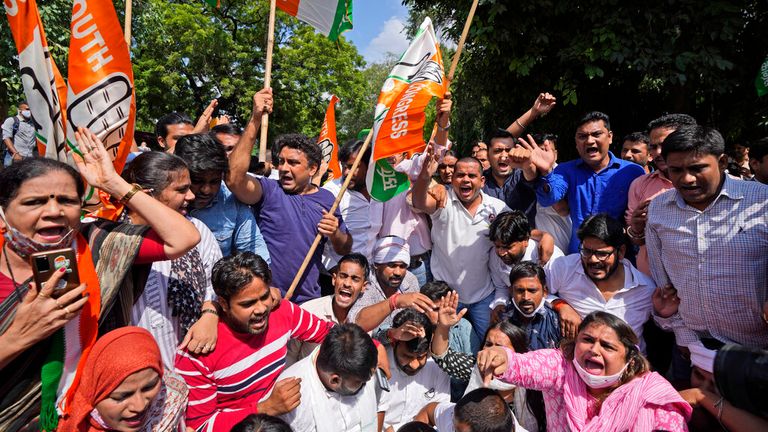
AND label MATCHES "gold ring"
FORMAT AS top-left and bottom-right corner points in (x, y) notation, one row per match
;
(64, 306), (72, 315)
(38, 292), (50, 299)
(55, 299), (63, 309)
